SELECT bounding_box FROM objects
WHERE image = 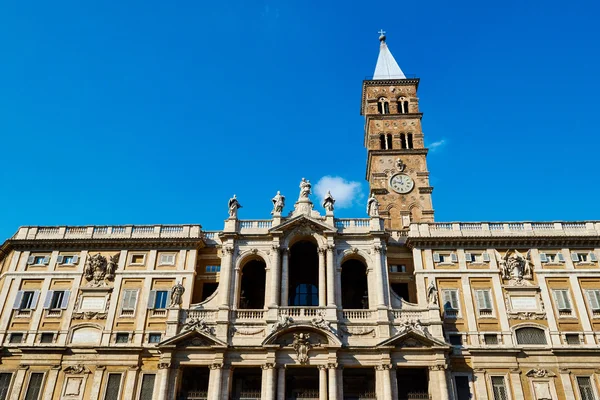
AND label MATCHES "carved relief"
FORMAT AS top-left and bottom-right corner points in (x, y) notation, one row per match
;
(182, 317), (214, 335)
(63, 365), (90, 374)
(72, 312), (108, 320)
(270, 315), (294, 334)
(496, 250), (533, 284)
(292, 333), (312, 364)
(526, 369), (556, 378)
(84, 253), (119, 287)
